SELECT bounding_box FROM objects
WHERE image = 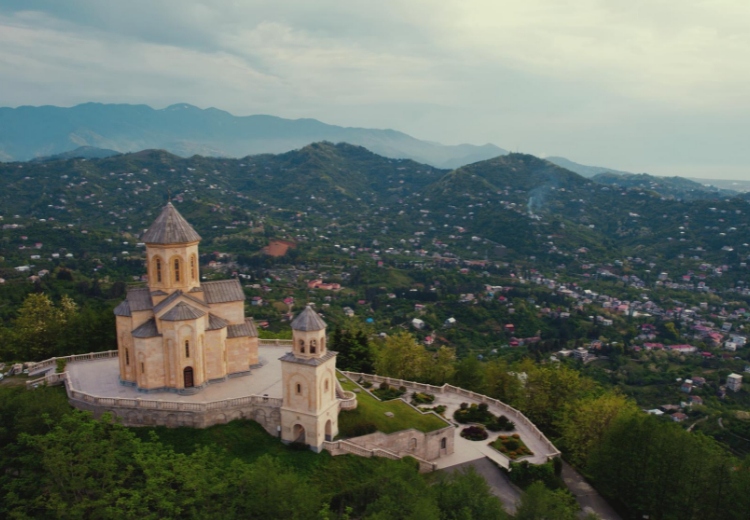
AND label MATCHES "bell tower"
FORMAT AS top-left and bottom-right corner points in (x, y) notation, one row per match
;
(280, 306), (339, 452)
